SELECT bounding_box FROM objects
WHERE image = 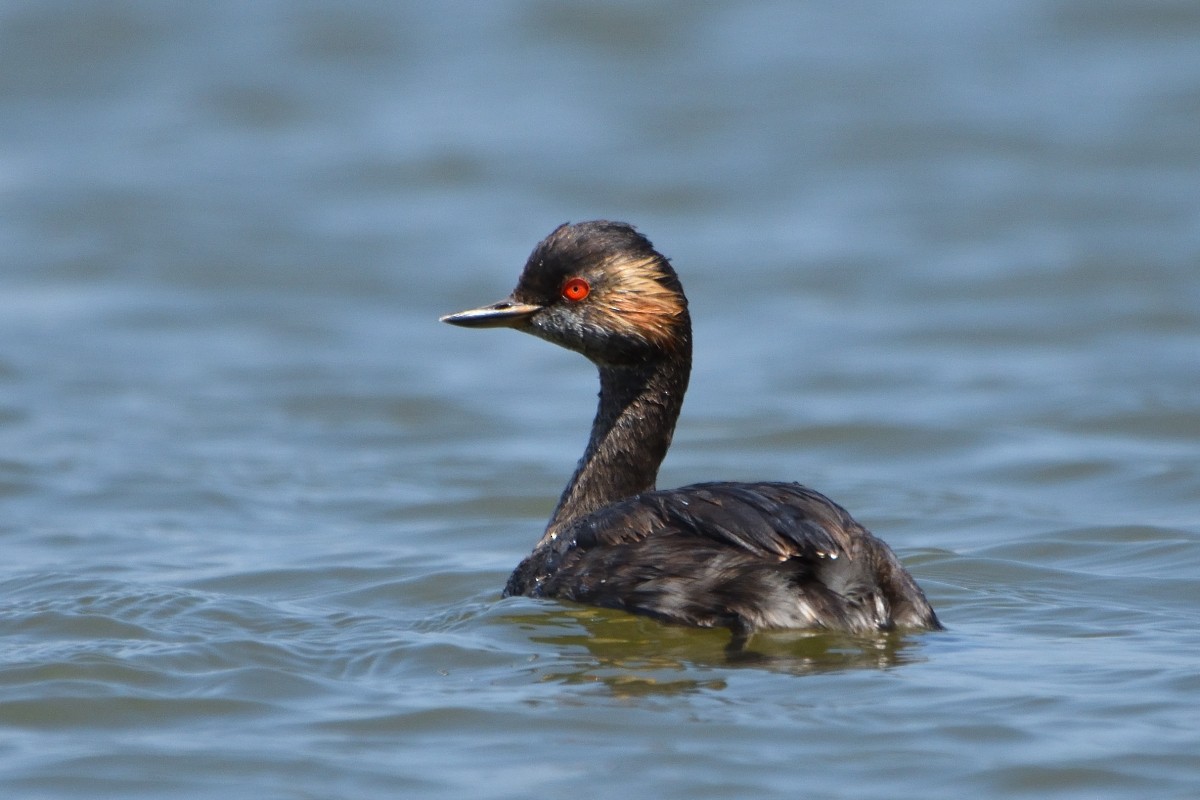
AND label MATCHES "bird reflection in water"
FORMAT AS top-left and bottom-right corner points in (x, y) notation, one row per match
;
(495, 605), (931, 696)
